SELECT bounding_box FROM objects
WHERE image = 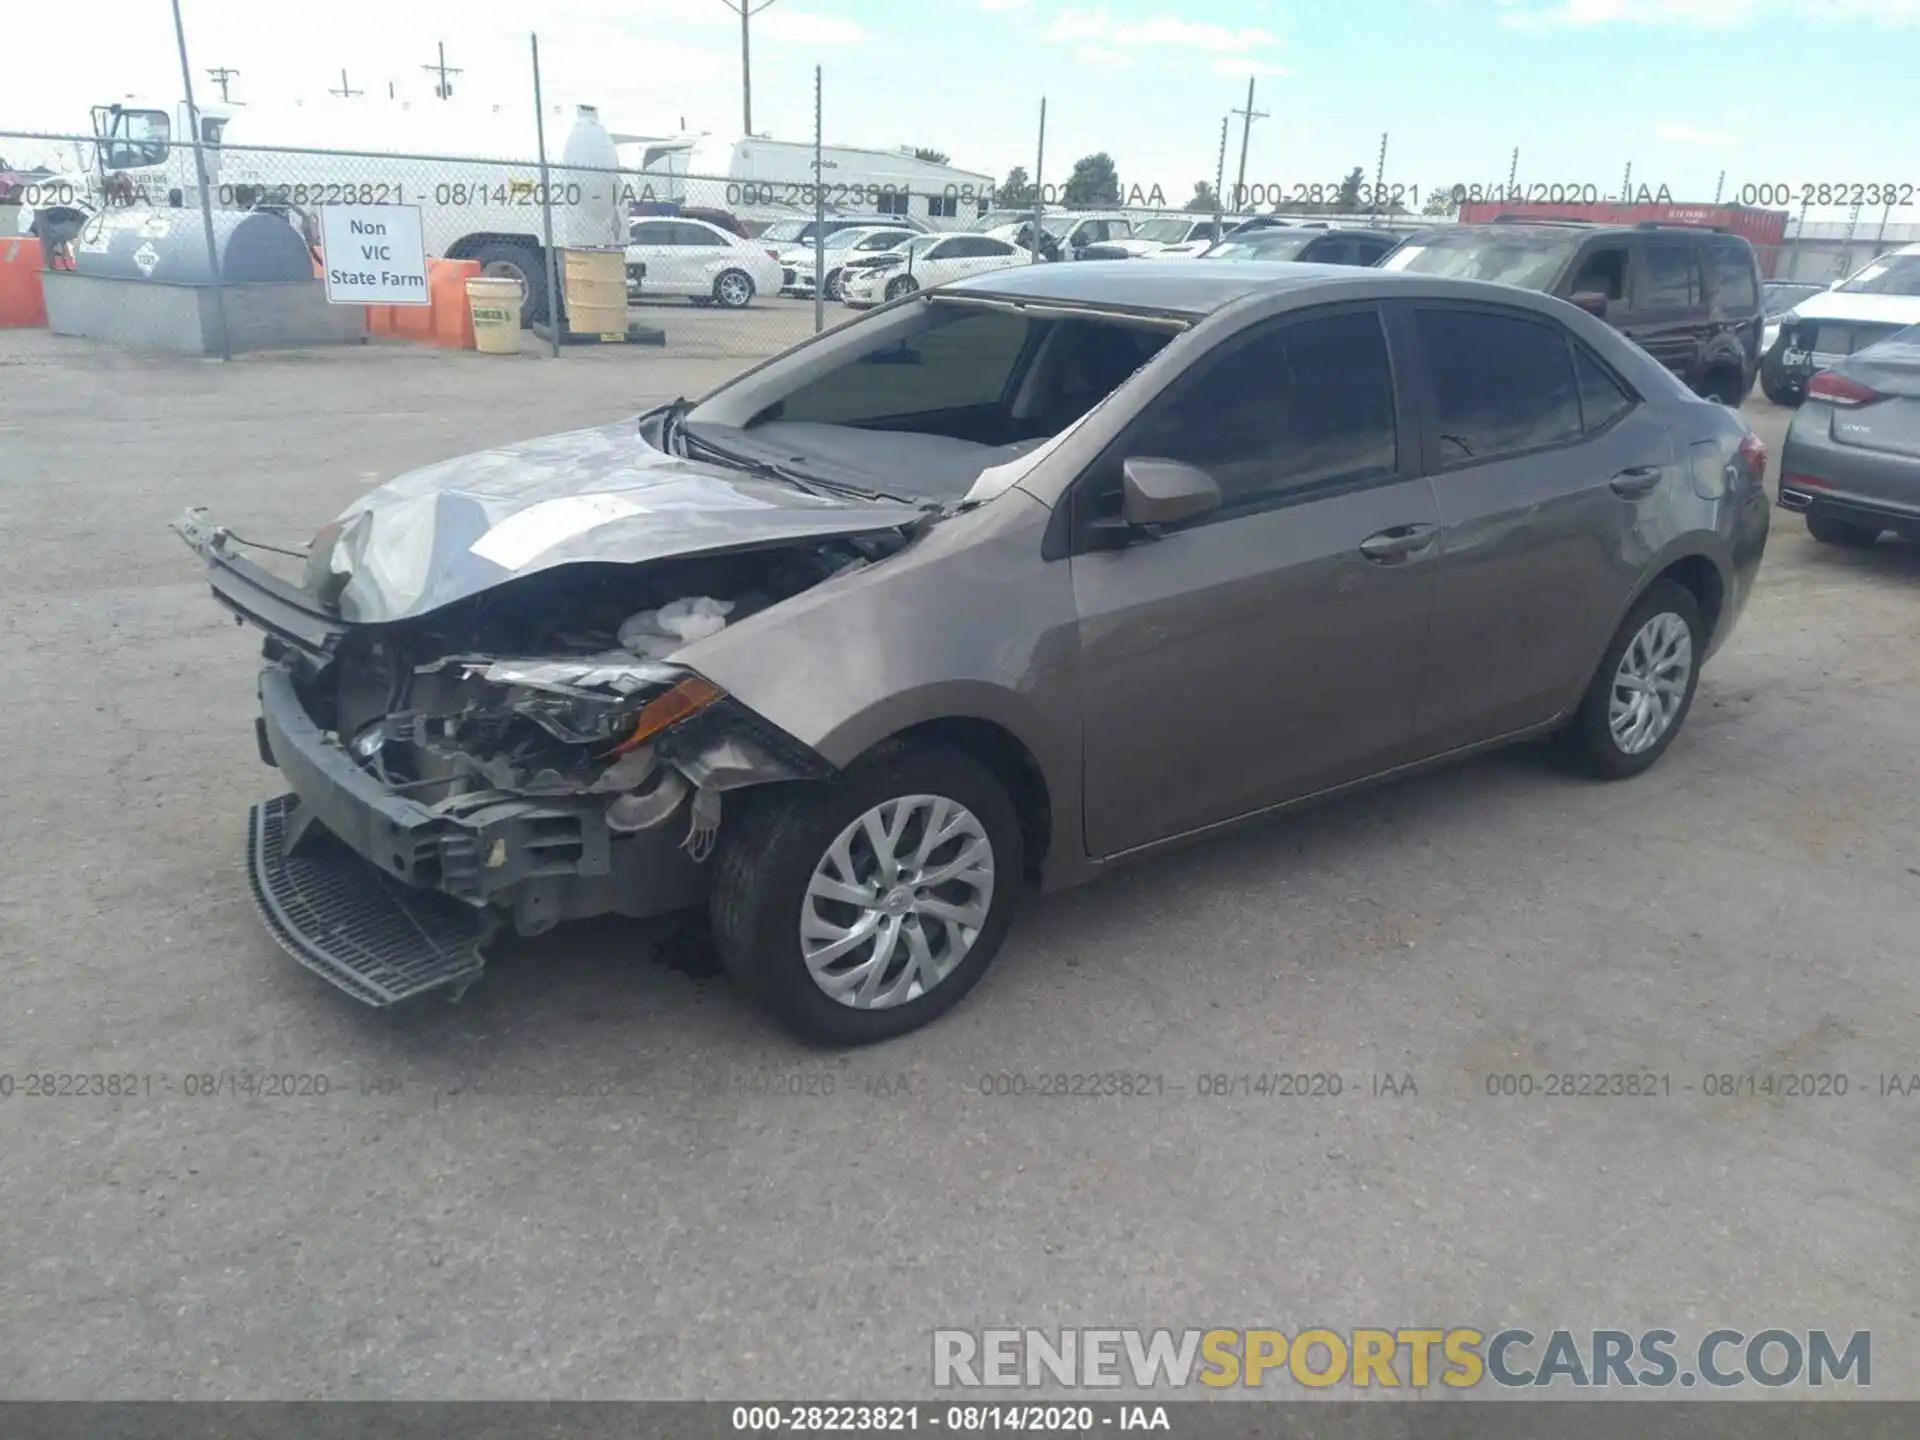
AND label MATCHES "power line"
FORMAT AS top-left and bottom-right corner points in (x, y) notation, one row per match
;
(204, 67), (239, 102)
(422, 41), (462, 100)
(716, 0), (779, 136)
(329, 69), (363, 98)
